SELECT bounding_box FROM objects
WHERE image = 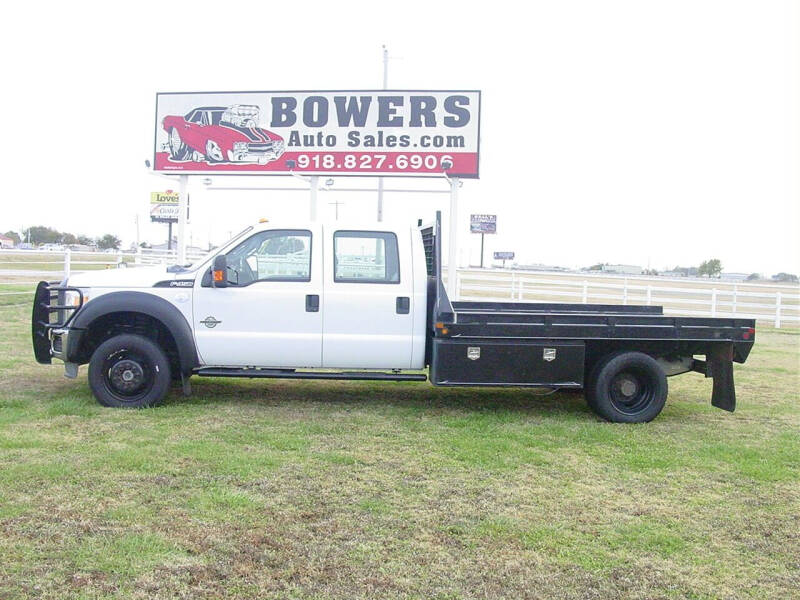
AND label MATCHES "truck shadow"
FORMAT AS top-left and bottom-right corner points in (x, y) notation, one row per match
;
(179, 377), (594, 419)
